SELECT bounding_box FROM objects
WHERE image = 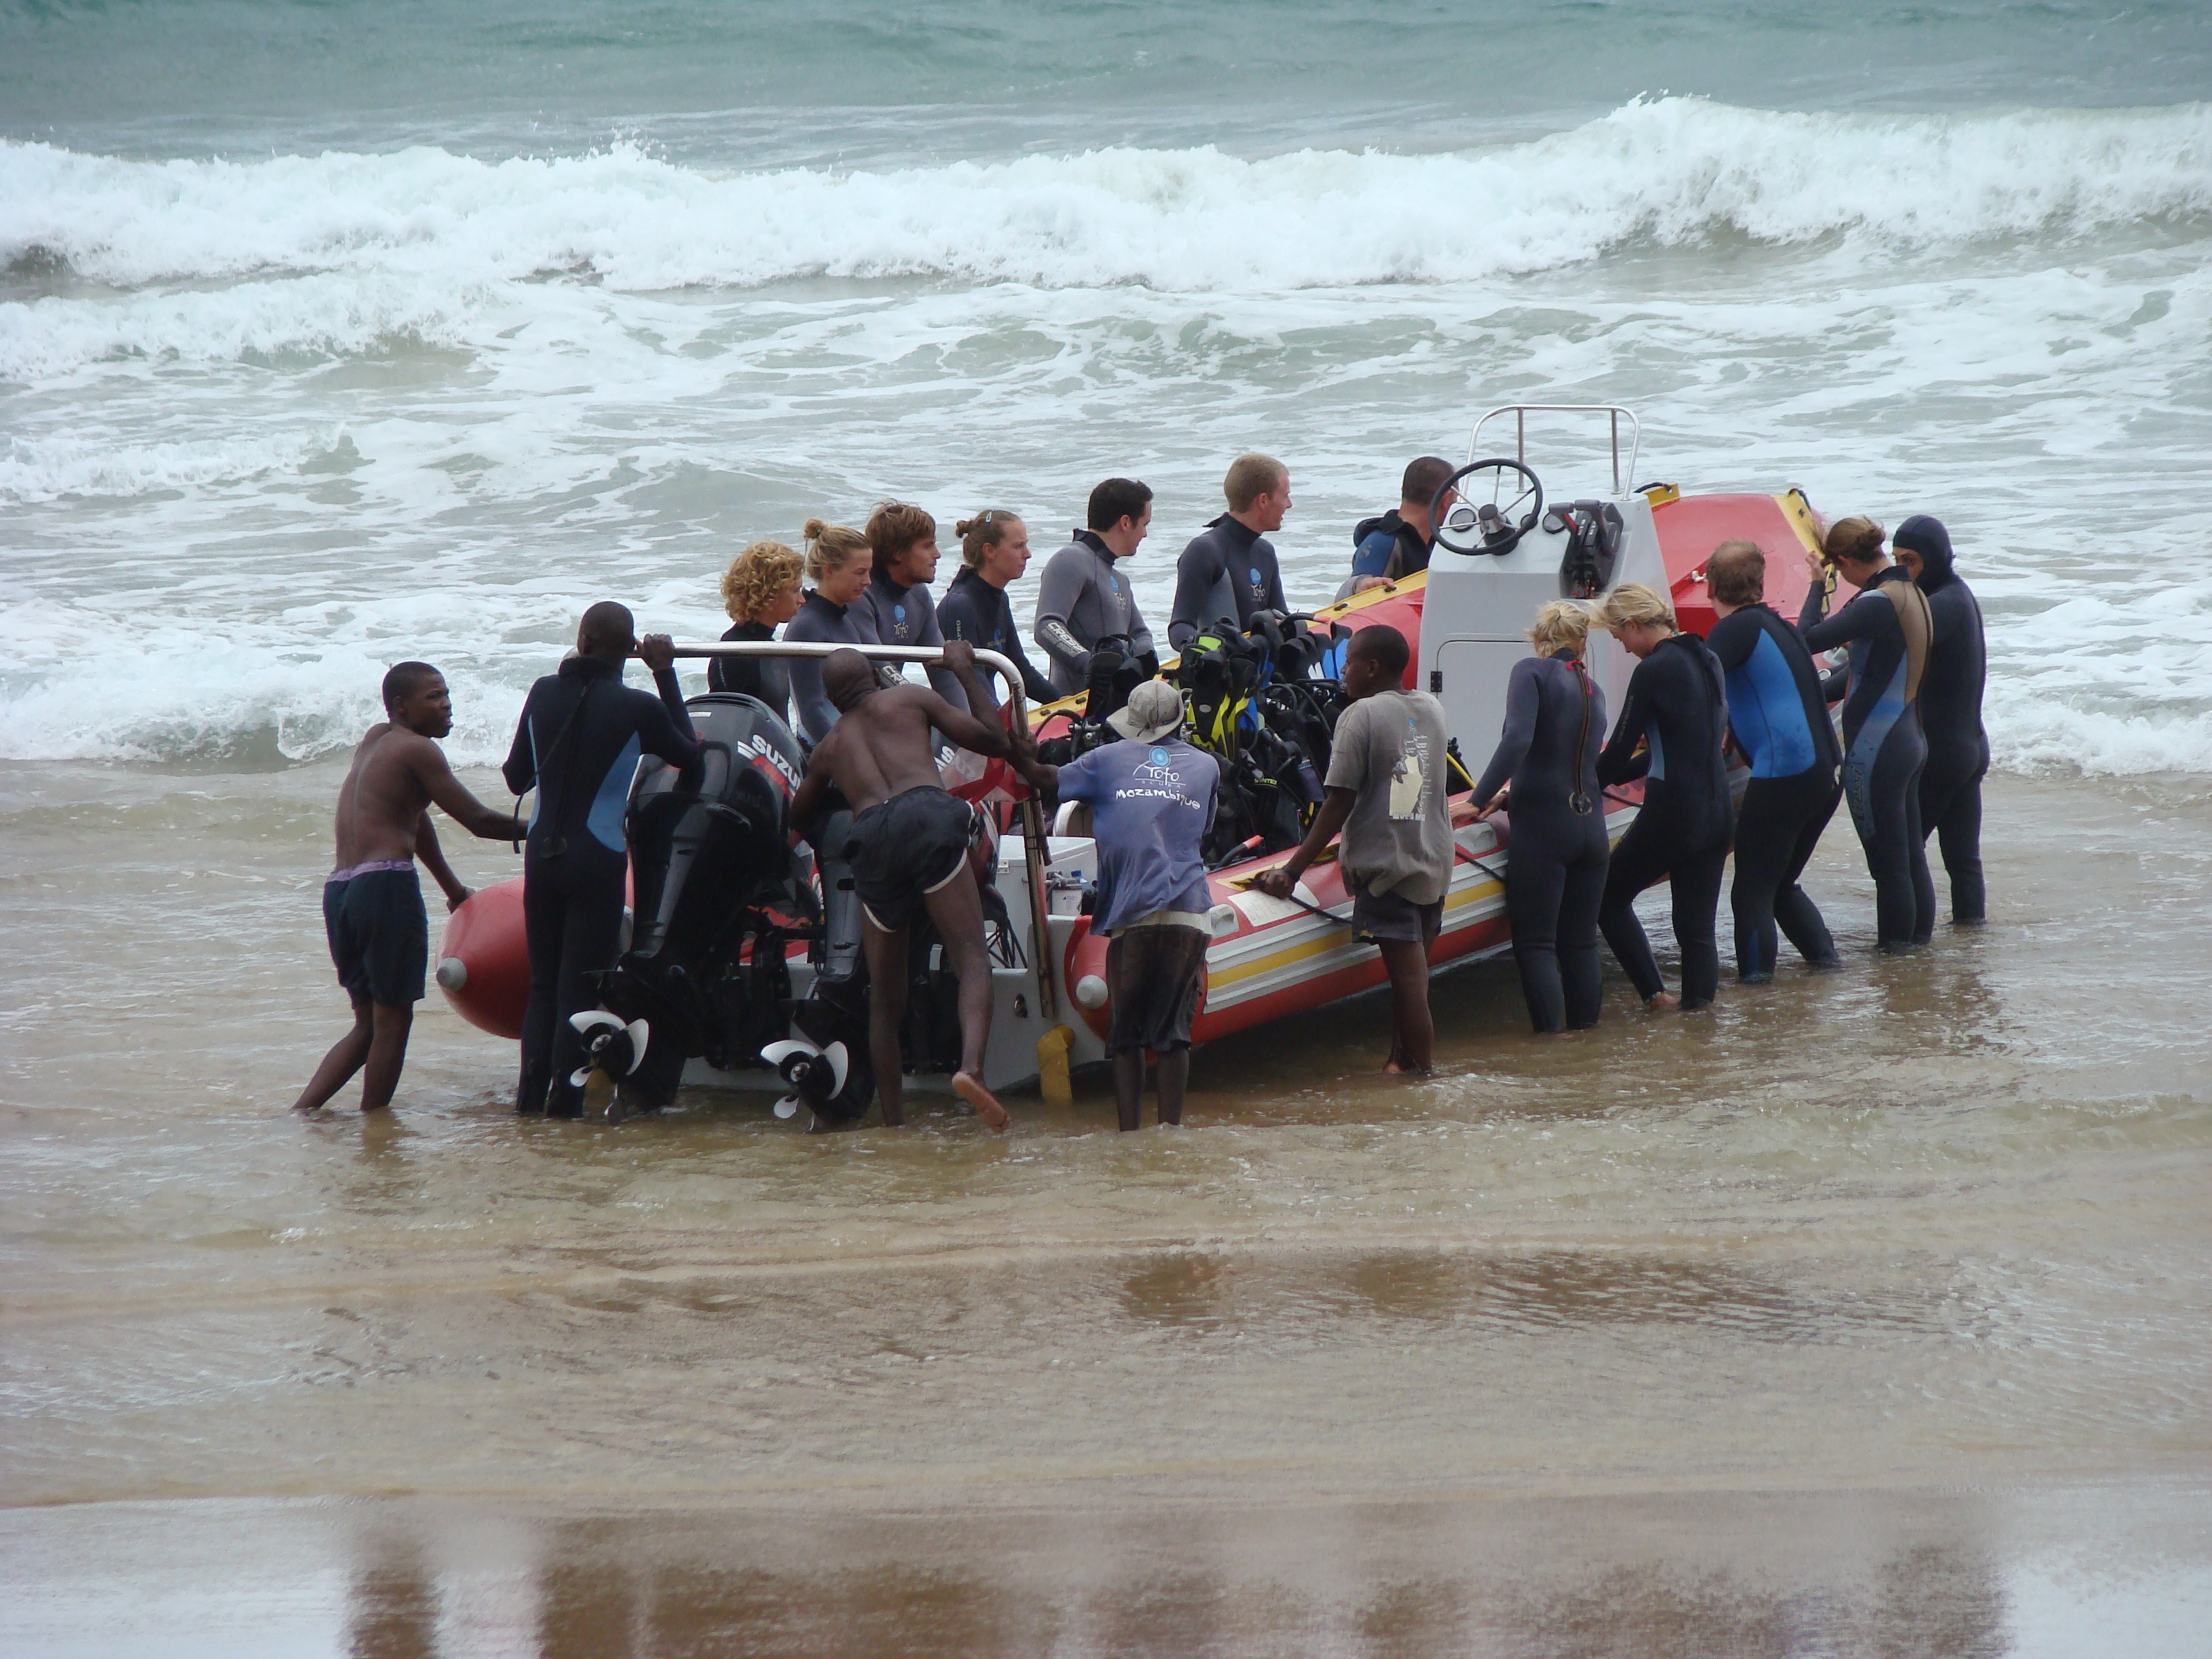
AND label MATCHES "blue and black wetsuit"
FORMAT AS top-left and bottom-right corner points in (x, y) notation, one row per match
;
(1896, 514), (1988, 931)
(1473, 652), (1610, 1033)
(1706, 601), (1843, 979)
(1595, 632), (1734, 1008)
(1801, 564), (1933, 949)
(938, 566), (1057, 707)
(503, 655), (701, 1116)
(785, 589), (876, 746)
(1168, 516), (1286, 650)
